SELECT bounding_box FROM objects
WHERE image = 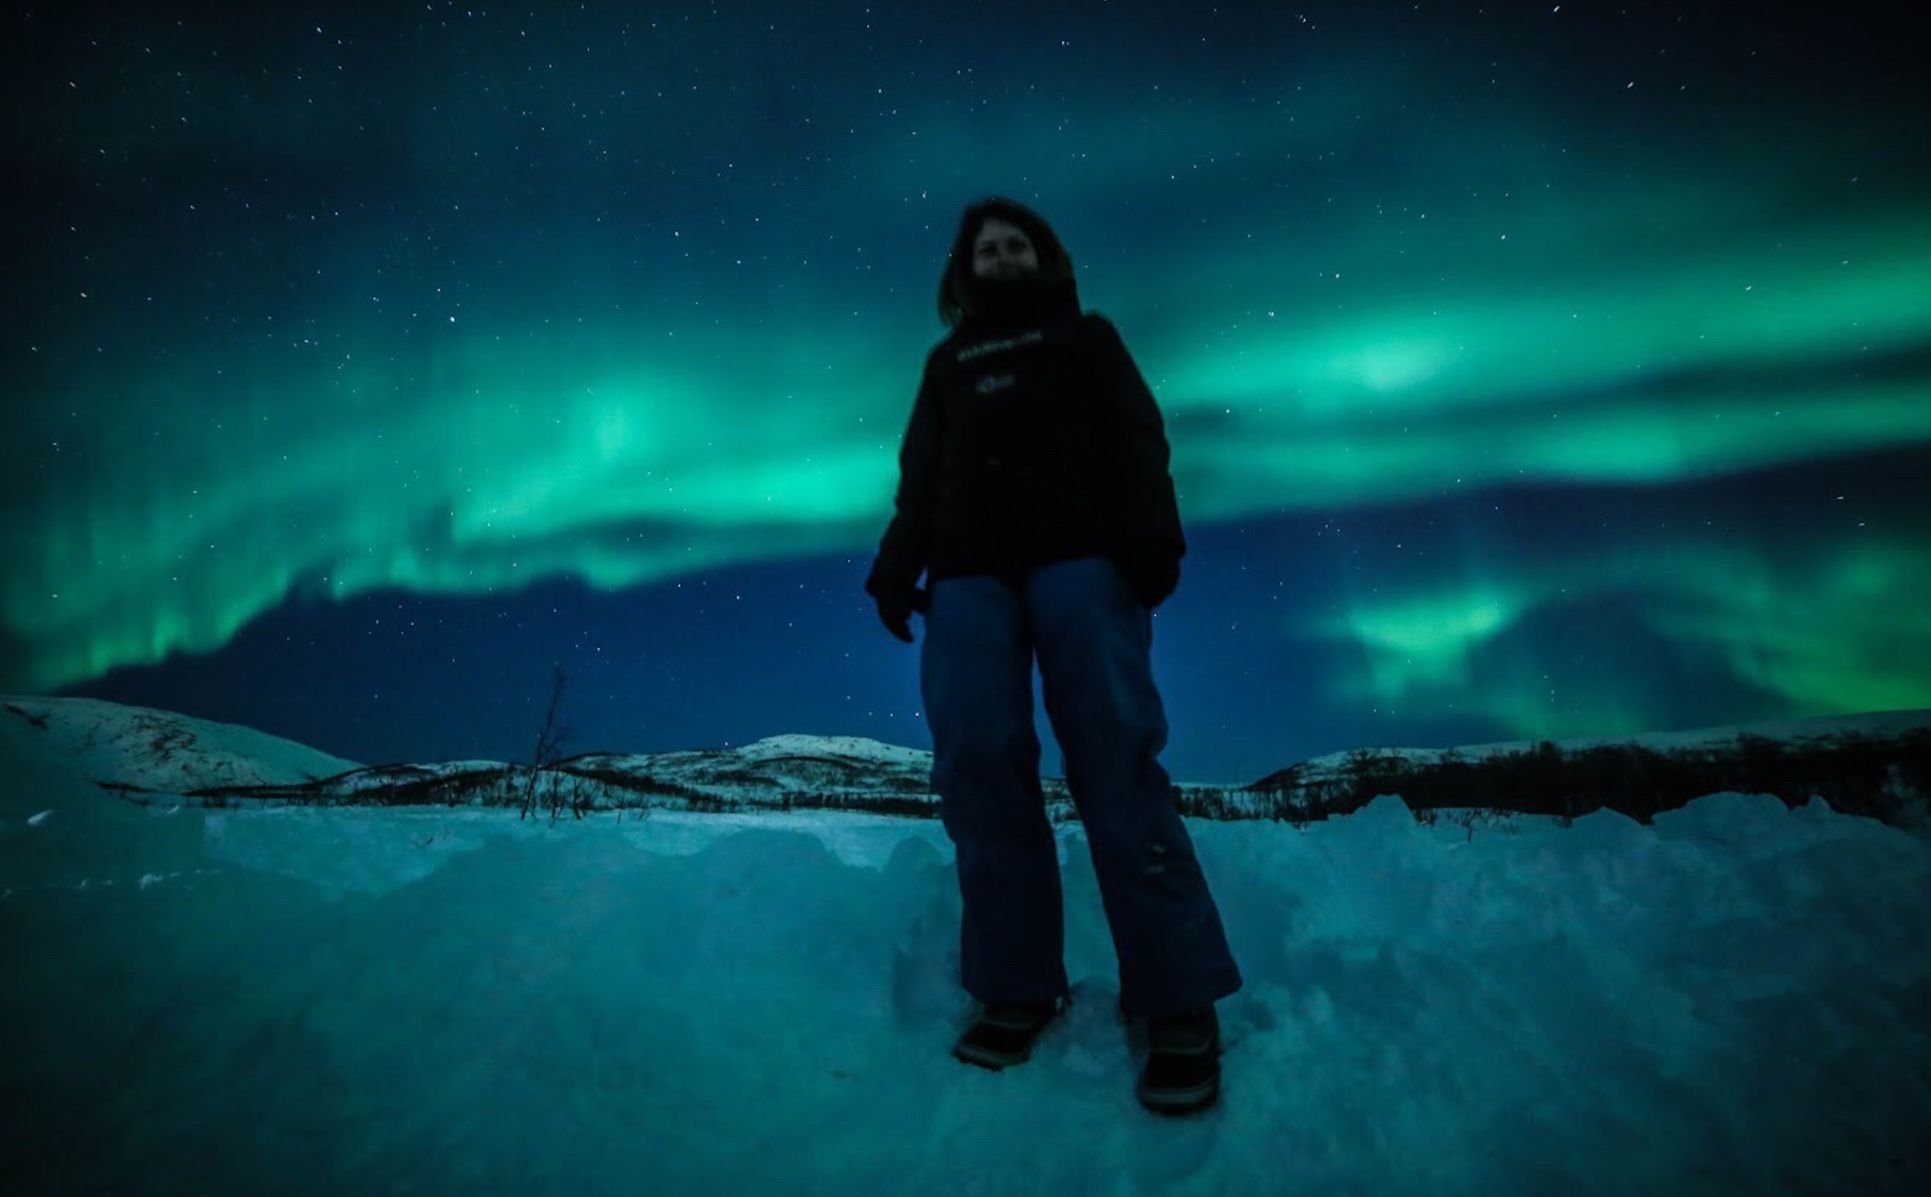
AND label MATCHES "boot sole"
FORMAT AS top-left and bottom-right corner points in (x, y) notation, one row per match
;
(951, 1004), (1063, 1070)
(1138, 1022), (1221, 1114)
(952, 1041), (1030, 1070)
(1137, 1072), (1220, 1114)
